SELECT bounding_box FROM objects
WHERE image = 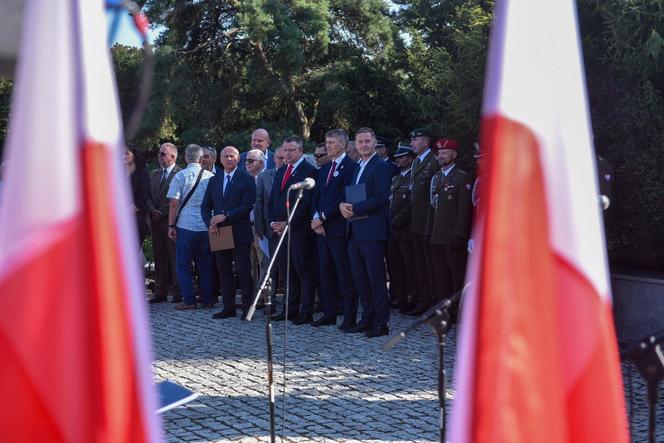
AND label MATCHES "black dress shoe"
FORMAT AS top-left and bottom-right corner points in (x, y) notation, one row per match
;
(366, 325), (389, 338)
(338, 319), (357, 332)
(343, 323), (371, 334)
(271, 312), (286, 321)
(148, 295), (167, 304)
(312, 316), (336, 327)
(291, 315), (313, 325)
(212, 310), (236, 319)
(171, 296), (182, 303)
